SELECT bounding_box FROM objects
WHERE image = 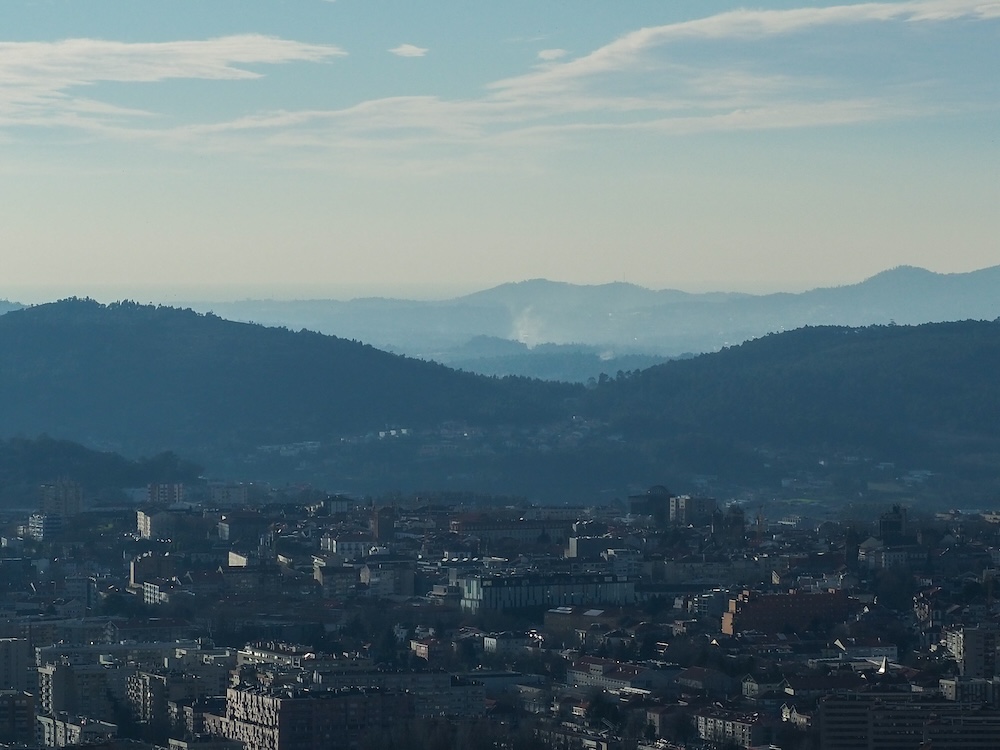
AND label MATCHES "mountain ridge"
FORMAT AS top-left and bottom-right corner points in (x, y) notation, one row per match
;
(159, 265), (1000, 381)
(4, 264), (999, 384)
(0, 300), (998, 500)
